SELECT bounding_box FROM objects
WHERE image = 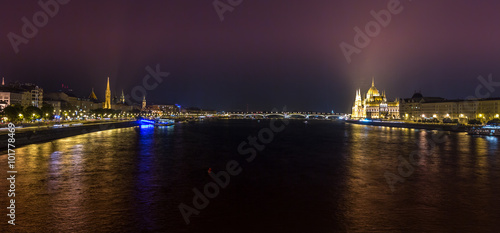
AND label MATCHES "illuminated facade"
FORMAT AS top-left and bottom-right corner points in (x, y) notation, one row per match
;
(0, 81), (43, 108)
(400, 94), (500, 123)
(352, 78), (399, 119)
